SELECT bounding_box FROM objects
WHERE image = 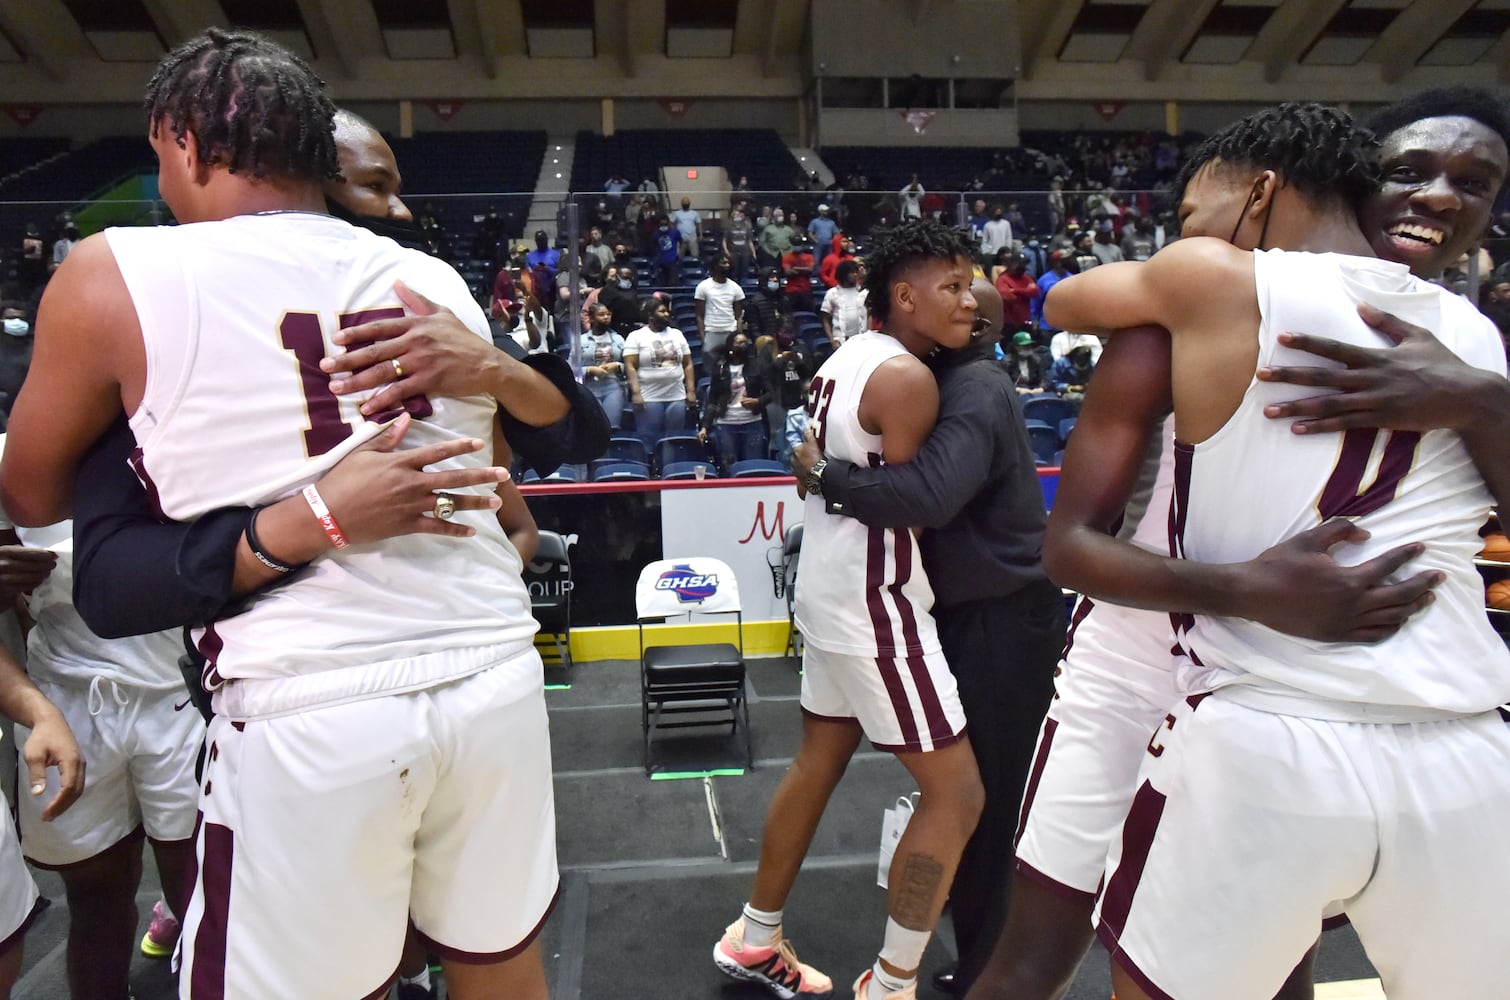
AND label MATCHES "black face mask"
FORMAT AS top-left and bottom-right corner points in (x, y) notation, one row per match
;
(328, 199), (431, 254)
